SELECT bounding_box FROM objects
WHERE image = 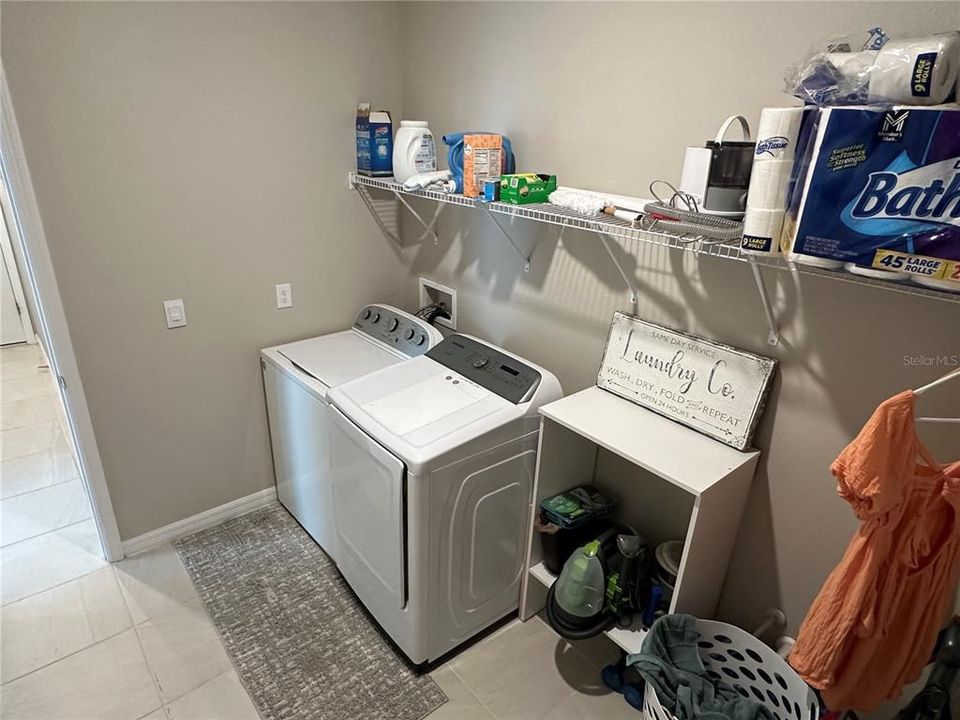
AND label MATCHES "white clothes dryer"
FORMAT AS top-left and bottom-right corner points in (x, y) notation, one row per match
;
(327, 334), (562, 664)
(260, 305), (442, 561)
